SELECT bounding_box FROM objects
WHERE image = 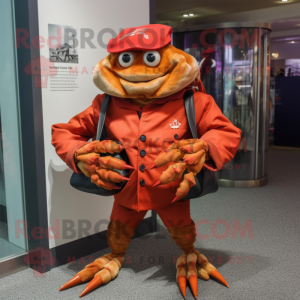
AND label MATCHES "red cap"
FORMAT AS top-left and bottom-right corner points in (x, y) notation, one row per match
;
(107, 24), (172, 53)
(202, 48), (215, 57)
